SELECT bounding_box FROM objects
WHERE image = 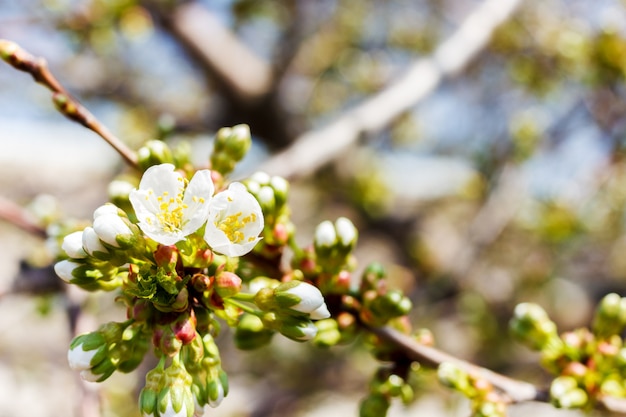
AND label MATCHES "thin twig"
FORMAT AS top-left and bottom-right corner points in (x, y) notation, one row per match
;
(0, 39), (138, 169)
(0, 195), (47, 238)
(369, 325), (548, 404)
(259, 0), (523, 179)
